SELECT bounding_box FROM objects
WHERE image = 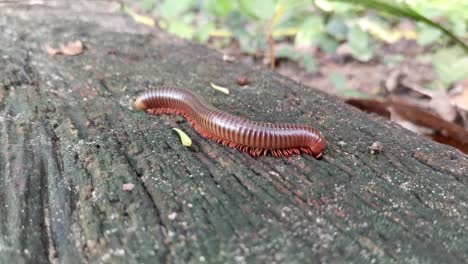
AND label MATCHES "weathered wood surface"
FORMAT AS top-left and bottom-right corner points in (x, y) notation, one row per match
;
(1, 2), (467, 264)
